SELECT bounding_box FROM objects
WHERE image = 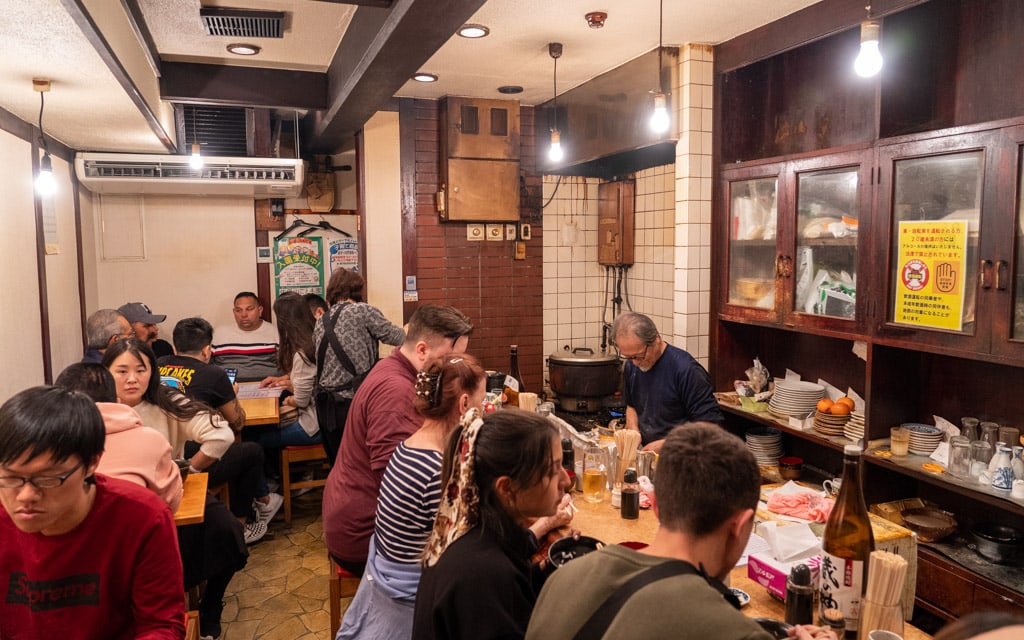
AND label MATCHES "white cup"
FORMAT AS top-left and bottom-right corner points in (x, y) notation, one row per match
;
(823, 478), (842, 497)
(1012, 480), (1024, 499)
